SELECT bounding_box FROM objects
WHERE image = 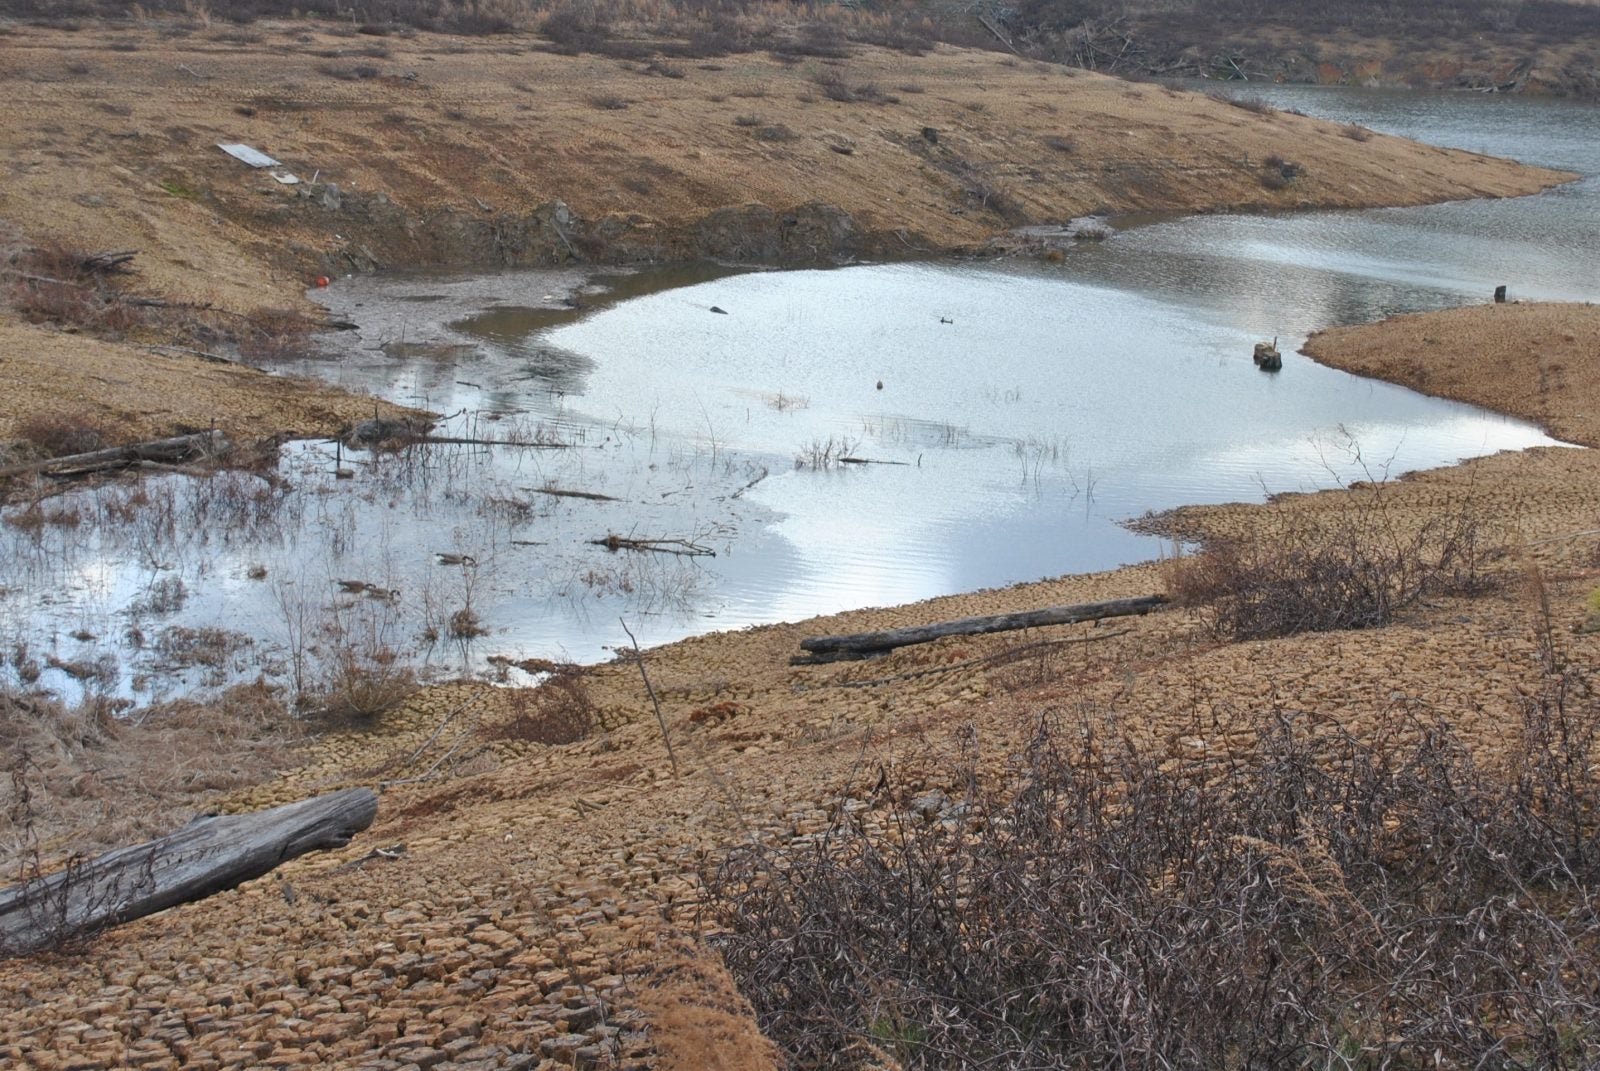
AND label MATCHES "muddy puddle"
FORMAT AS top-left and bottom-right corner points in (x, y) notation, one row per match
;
(3, 87), (1592, 706)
